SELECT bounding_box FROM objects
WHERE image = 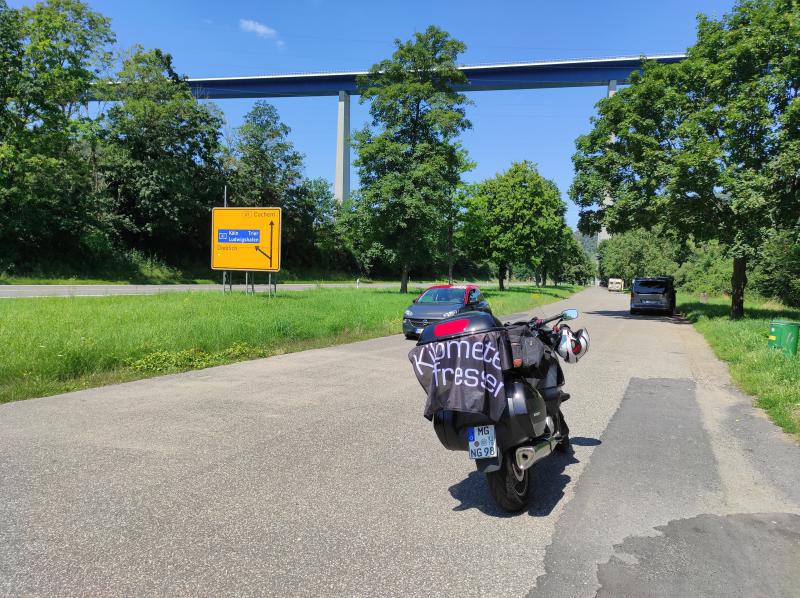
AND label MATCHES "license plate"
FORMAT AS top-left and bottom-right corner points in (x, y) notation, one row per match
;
(415, 328), (424, 334)
(468, 425), (497, 460)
